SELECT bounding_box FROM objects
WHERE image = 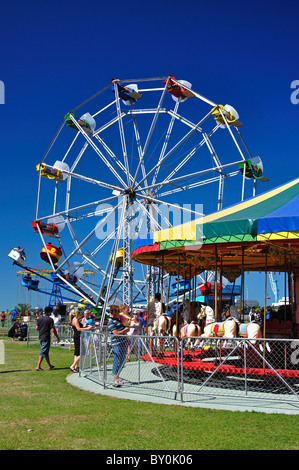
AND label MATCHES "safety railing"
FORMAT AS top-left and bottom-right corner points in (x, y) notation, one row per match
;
(80, 331), (299, 404)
